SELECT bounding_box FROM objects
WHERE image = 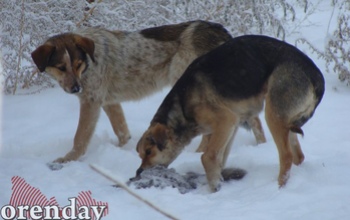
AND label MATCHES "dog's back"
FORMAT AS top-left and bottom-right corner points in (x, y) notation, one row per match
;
(140, 20), (232, 56)
(72, 21), (232, 102)
(140, 20), (232, 85)
(177, 35), (324, 131)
